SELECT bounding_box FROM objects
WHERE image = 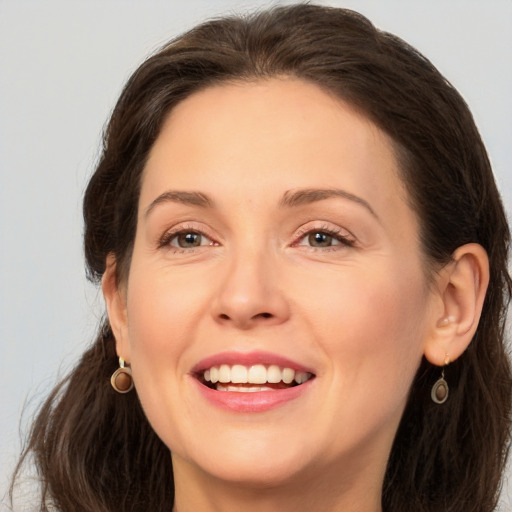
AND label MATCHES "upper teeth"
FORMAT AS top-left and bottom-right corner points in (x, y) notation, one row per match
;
(203, 364), (311, 385)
